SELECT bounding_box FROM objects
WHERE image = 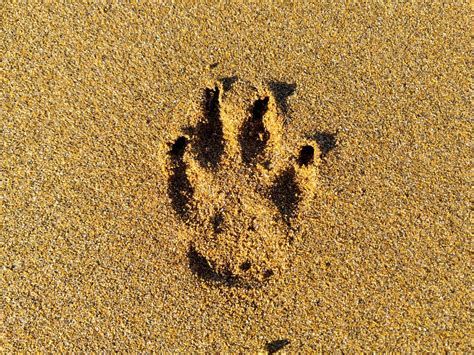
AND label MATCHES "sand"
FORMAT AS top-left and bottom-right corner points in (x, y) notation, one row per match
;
(2, 2), (471, 352)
